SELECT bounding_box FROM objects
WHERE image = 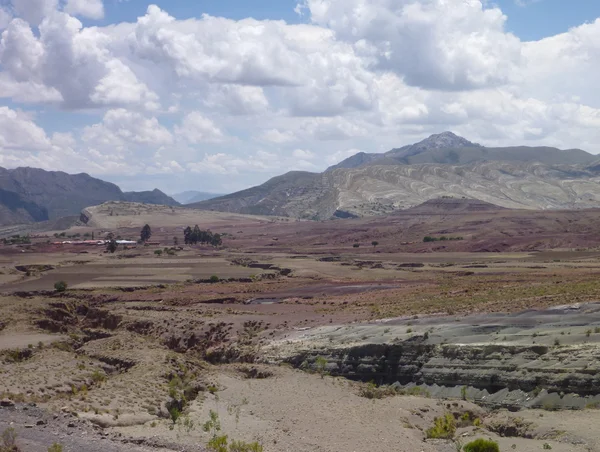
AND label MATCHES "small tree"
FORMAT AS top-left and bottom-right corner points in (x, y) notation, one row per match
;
(141, 224), (152, 242)
(54, 281), (68, 292)
(154, 249), (163, 256)
(353, 243), (360, 248)
(371, 241), (379, 247)
(183, 226), (192, 244)
(211, 233), (222, 247)
(106, 240), (118, 254)
(193, 225), (201, 244)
